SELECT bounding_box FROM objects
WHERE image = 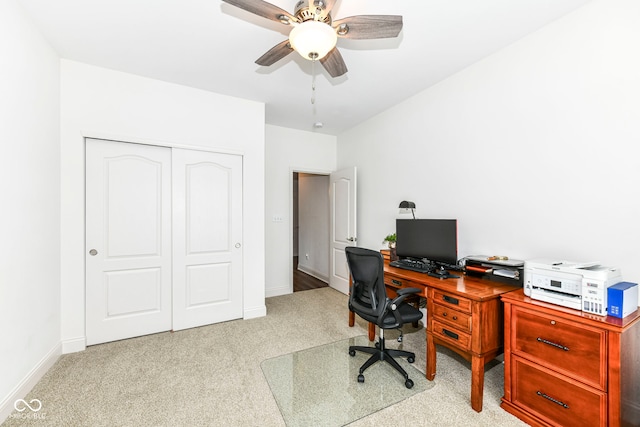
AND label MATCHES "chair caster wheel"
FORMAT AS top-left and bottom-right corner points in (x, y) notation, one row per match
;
(405, 379), (414, 389)
(407, 356), (415, 363)
(349, 350), (356, 357)
(358, 374), (365, 383)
